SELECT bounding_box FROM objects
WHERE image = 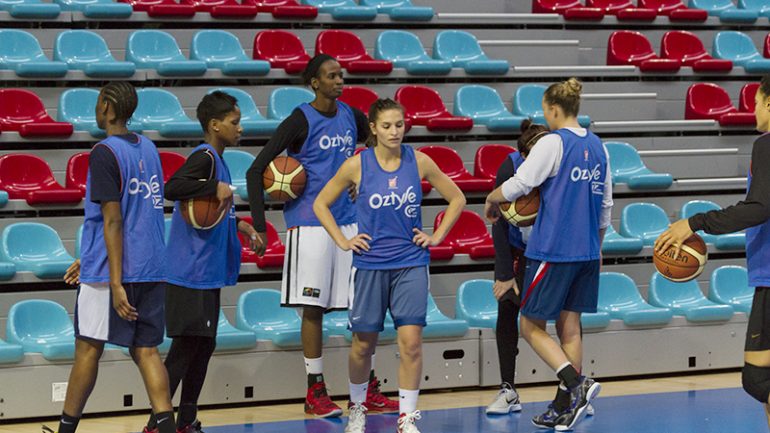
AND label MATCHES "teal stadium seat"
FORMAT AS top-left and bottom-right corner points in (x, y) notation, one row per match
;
(423, 294), (469, 339)
(191, 31), (270, 77)
(1, 223), (74, 279)
(713, 31), (770, 73)
(648, 273), (734, 323)
(680, 200), (745, 250)
(601, 225), (644, 255)
(598, 272), (673, 326)
(513, 84), (591, 128)
(739, 0), (770, 17)
(454, 85), (527, 132)
(268, 87), (315, 121)
(433, 31), (509, 76)
(620, 202), (669, 246)
(709, 266), (753, 313)
(53, 0), (132, 17)
(126, 30), (207, 77)
(0, 191), (8, 208)
(134, 89), (203, 138)
(690, 0), (758, 21)
(323, 310), (398, 342)
(216, 310), (257, 351)
(54, 31), (135, 78)
(222, 149), (255, 201)
(360, 0), (433, 20)
(211, 87), (280, 136)
(301, 0), (376, 20)
(0, 0), (60, 18)
(59, 89), (105, 138)
(6, 300), (76, 360)
(164, 217), (171, 244)
(581, 311), (611, 329)
(0, 30), (67, 78)
(374, 30), (451, 75)
(75, 224), (83, 258)
(236, 289), (322, 348)
(604, 141), (673, 190)
(0, 338), (24, 364)
(454, 279), (497, 330)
